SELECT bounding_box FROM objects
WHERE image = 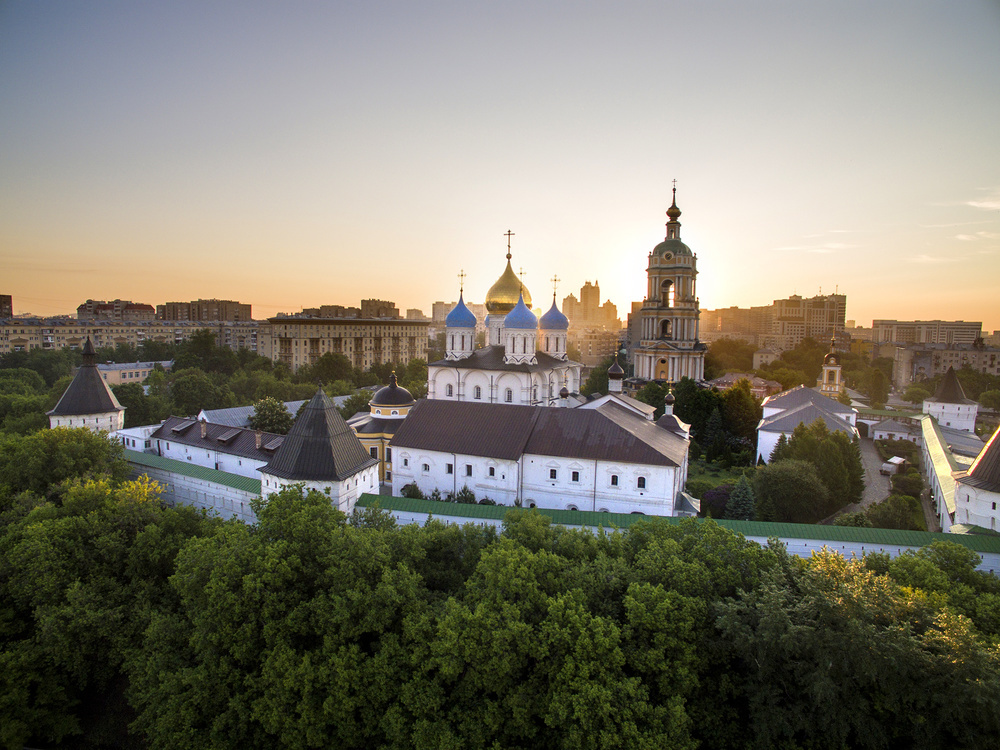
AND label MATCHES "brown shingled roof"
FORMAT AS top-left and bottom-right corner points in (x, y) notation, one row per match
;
(390, 400), (687, 467)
